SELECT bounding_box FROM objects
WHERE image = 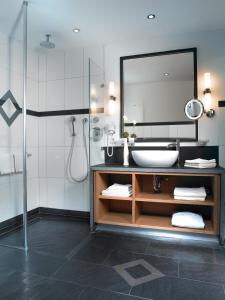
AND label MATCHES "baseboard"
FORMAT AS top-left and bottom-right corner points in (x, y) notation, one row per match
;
(0, 207), (90, 236)
(0, 208), (39, 236)
(39, 207), (90, 221)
